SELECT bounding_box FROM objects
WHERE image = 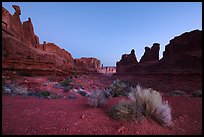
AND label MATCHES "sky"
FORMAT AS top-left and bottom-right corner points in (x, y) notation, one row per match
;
(2, 2), (202, 66)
